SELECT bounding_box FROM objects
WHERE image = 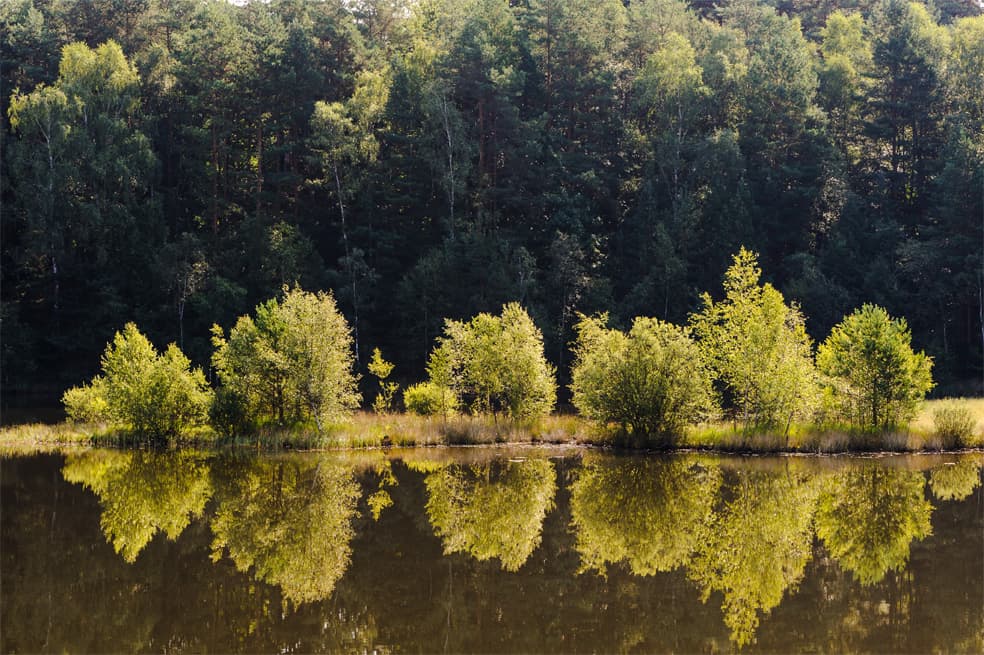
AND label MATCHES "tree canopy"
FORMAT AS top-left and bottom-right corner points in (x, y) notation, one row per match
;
(570, 313), (716, 443)
(691, 248), (818, 432)
(210, 287), (360, 432)
(817, 304), (934, 429)
(427, 303), (556, 420)
(62, 322), (212, 443)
